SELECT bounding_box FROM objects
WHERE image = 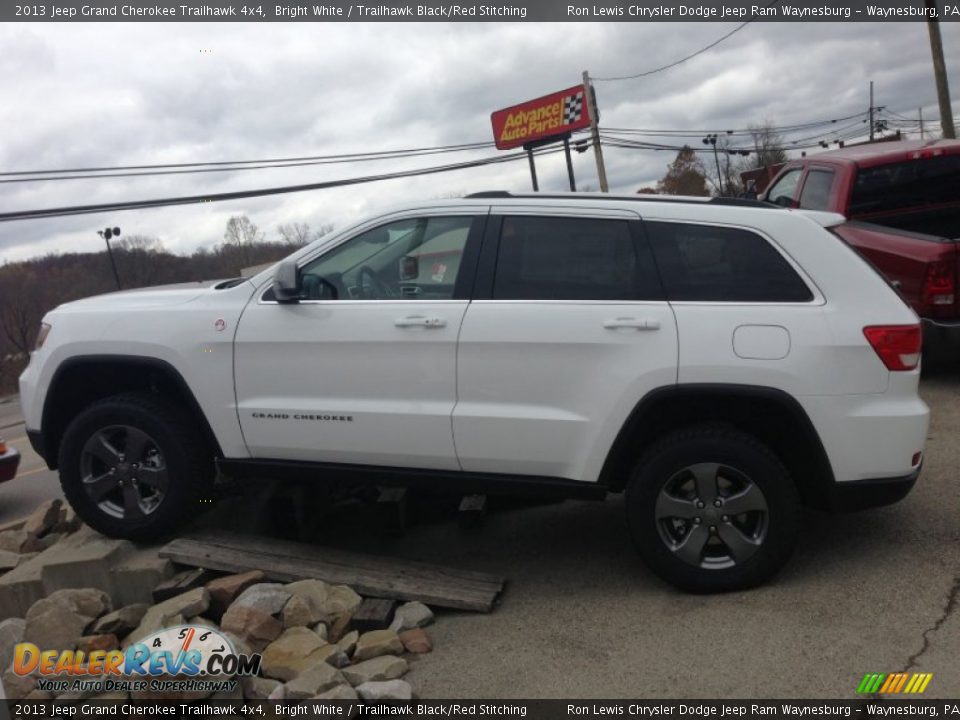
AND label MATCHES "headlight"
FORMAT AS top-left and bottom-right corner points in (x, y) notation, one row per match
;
(35, 322), (51, 350)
